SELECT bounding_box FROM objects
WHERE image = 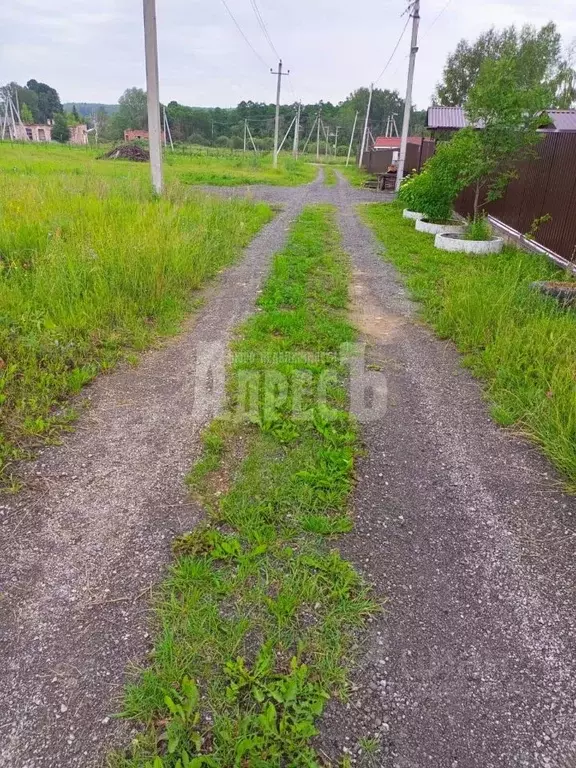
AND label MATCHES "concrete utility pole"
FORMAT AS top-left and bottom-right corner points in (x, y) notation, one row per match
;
(316, 111), (321, 160)
(358, 82), (373, 168)
(396, 0), (420, 191)
(292, 102), (301, 158)
(346, 111), (359, 166)
(334, 126), (340, 156)
(243, 119), (248, 152)
(271, 60), (289, 168)
(143, 0), (163, 194)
